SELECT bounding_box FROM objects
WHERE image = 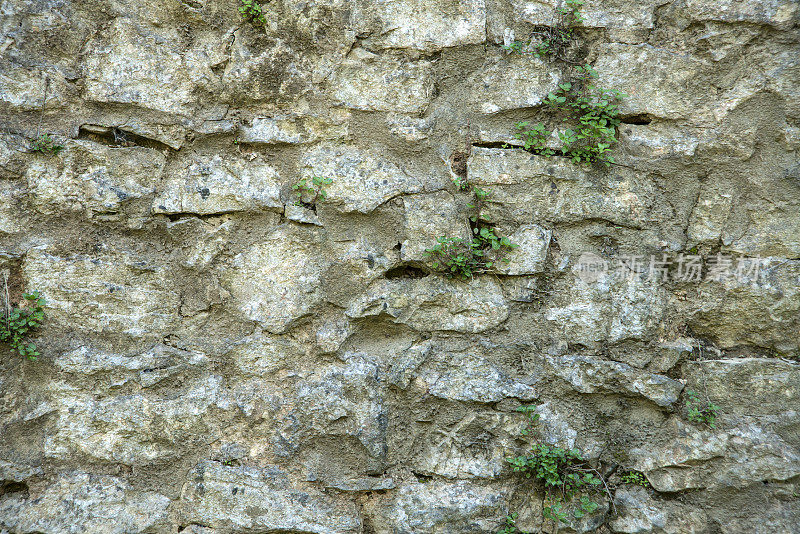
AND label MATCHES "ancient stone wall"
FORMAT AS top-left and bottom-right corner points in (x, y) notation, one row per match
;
(1, 0), (799, 532)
